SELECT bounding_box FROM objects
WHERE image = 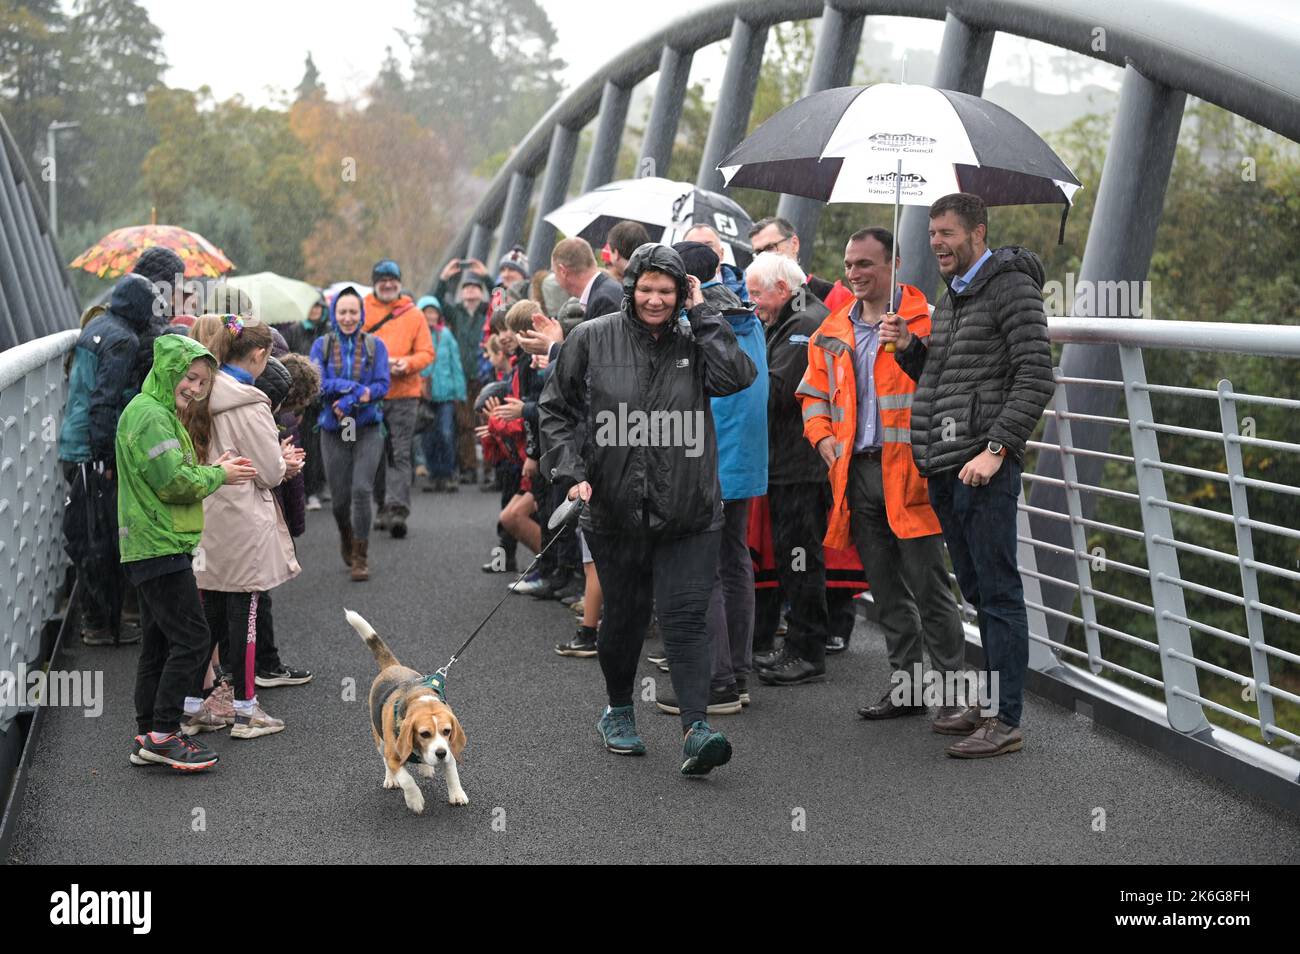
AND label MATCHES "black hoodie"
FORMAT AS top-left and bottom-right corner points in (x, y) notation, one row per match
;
(896, 246), (1054, 476)
(539, 244), (757, 536)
